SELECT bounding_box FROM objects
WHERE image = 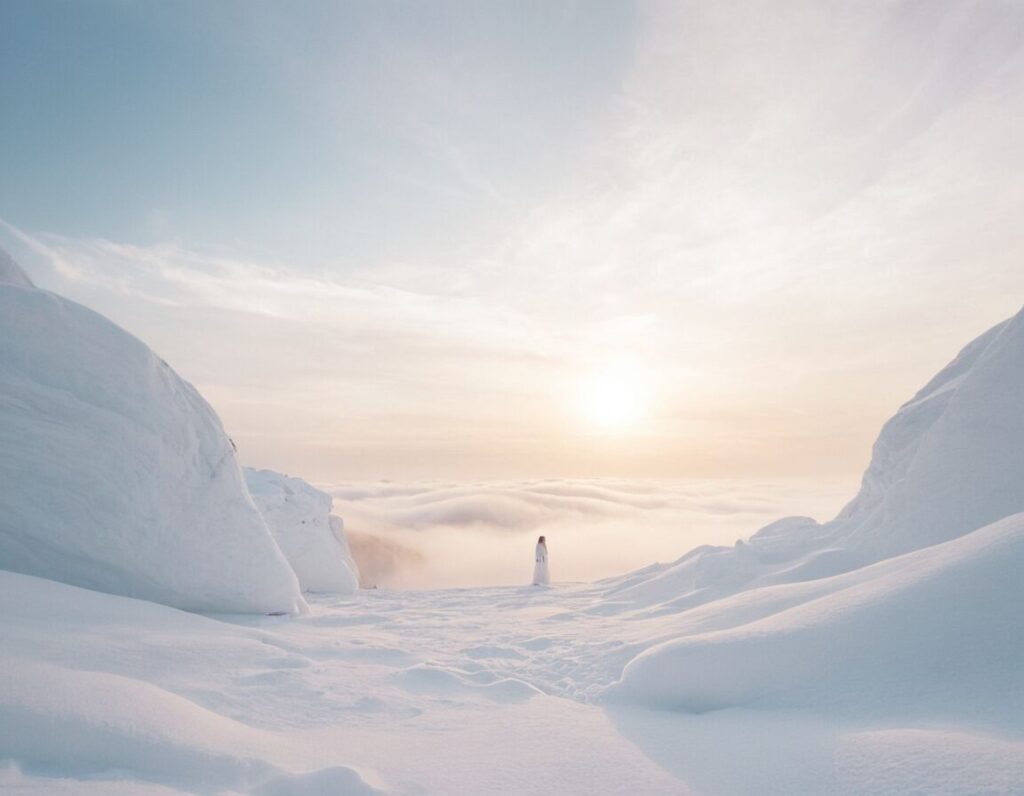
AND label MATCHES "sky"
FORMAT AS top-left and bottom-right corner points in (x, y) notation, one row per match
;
(2, 0), (1024, 483)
